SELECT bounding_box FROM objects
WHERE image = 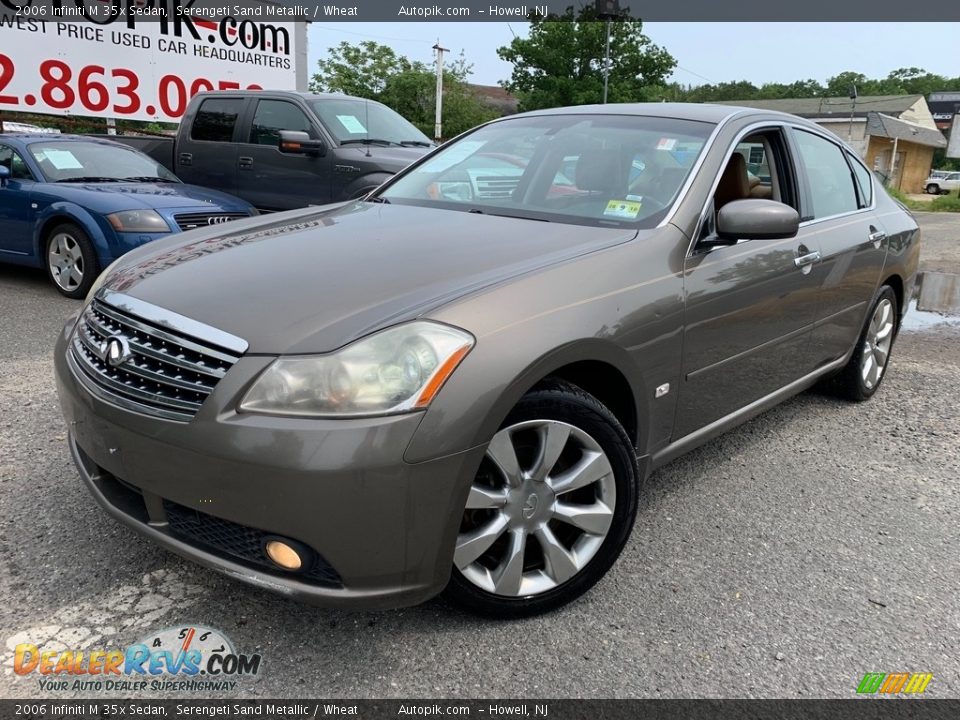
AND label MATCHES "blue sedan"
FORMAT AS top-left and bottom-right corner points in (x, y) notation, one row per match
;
(0, 134), (255, 298)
